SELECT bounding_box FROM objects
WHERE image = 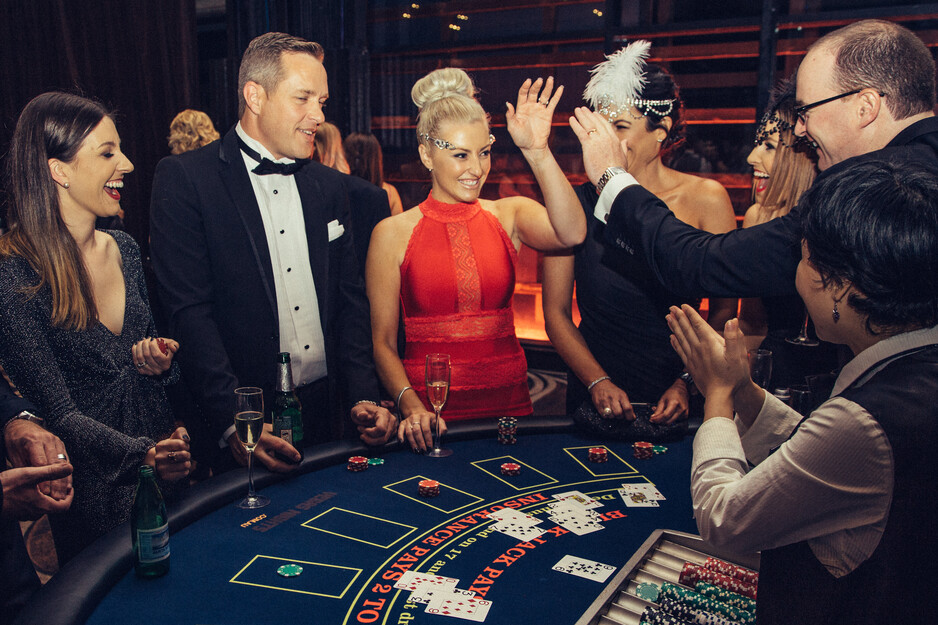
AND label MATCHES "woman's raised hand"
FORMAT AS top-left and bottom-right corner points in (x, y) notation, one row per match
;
(132, 337), (179, 376)
(506, 77), (564, 151)
(666, 305), (751, 400)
